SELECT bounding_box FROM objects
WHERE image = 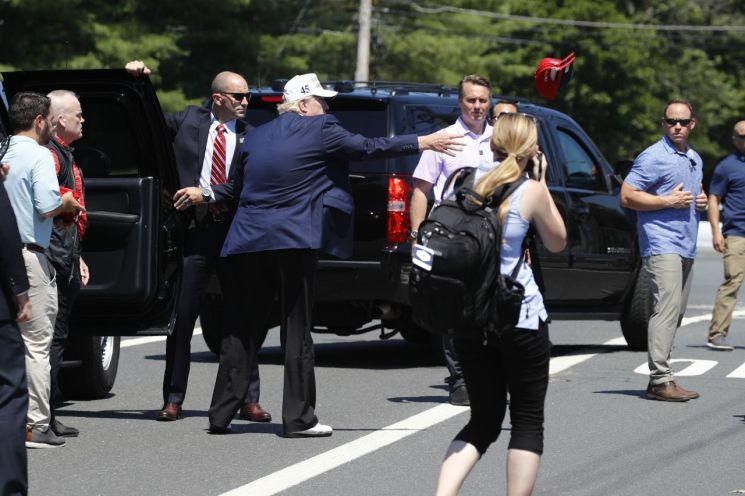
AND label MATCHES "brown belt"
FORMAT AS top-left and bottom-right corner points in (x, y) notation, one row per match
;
(24, 243), (45, 253)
